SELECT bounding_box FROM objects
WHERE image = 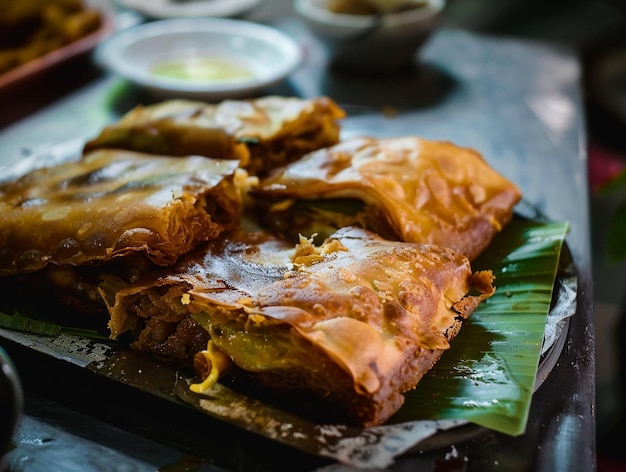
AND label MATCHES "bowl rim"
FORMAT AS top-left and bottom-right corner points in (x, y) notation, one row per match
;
(118, 0), (262, 19)
(95, 18), (302, 95)
(294, 0), (445, 28)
